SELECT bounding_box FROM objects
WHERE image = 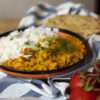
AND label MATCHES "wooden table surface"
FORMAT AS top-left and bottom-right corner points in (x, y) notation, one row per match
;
(0, 18), (20, 33)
